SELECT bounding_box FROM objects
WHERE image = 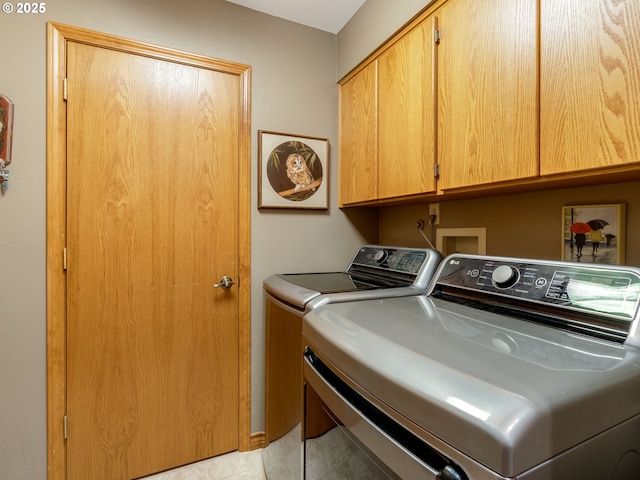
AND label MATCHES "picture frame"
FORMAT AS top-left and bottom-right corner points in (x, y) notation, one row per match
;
(0, 94), (14, 168)
(258, 130), (328, 210)
(562, 204), (626, 265)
